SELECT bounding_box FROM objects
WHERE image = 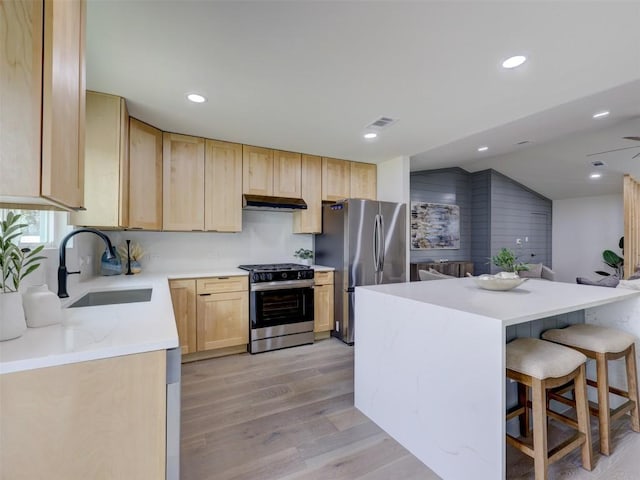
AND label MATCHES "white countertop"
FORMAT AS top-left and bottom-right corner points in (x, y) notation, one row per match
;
(0, 265), (333, 375)
(359, 277), (640, 326)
